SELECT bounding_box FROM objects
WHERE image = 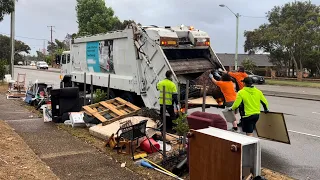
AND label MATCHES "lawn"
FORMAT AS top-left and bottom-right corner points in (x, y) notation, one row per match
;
(266, 79), (320, 88)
